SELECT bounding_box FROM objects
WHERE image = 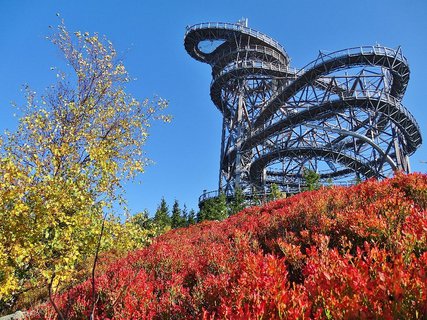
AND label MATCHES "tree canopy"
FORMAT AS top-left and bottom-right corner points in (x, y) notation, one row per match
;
(197, 193), (228, 222)
(0, 21), (169, 312)
(153, 197), (171, 230)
